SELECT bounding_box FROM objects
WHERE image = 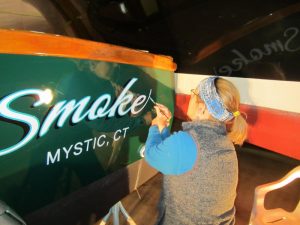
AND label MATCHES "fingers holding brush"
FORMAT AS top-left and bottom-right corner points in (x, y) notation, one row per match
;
(155, 103), (172, 121)
(151, 103), (172, 131)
